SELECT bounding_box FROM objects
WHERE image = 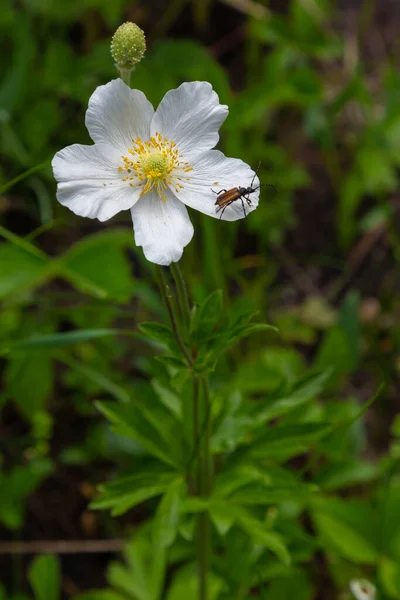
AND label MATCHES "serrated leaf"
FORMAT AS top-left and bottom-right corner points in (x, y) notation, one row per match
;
(191, 290), (223, 340)
(248, 422), (332, 460)
(139, 322), (176, 349)
(254, 370), (331, 423)
(96, 400), (184, 469)
(92, 470), (178, 516)
(181, 498), (290, 564)
(106, 529), (155, 600)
